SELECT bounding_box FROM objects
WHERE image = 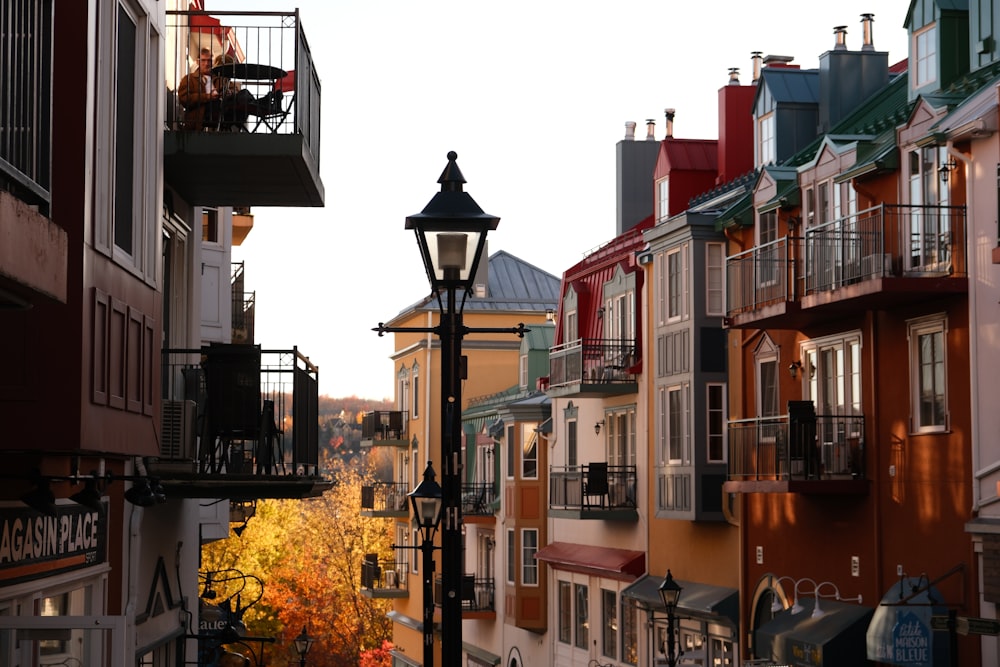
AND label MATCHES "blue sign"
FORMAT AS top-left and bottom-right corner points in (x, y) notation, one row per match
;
(889, 611), (932, 664)
(866, 578), (946, 667)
